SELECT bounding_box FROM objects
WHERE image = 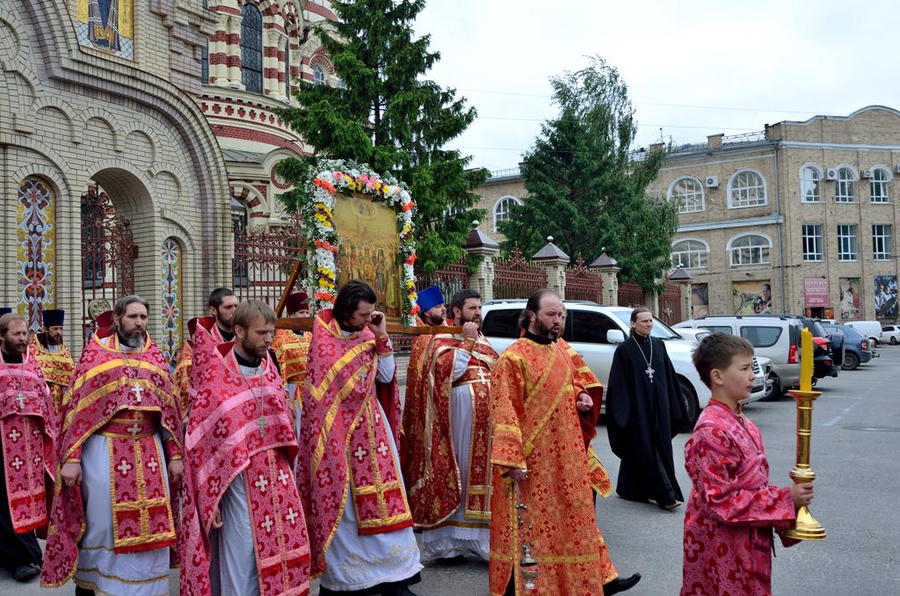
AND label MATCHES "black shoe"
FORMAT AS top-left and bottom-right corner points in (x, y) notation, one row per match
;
(382, 588), (418, 596)
(12, 564), (40, 582)
(435, 554), (467, 566)
(75, 586), (96, 596)
(604, 573), (641, 595)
